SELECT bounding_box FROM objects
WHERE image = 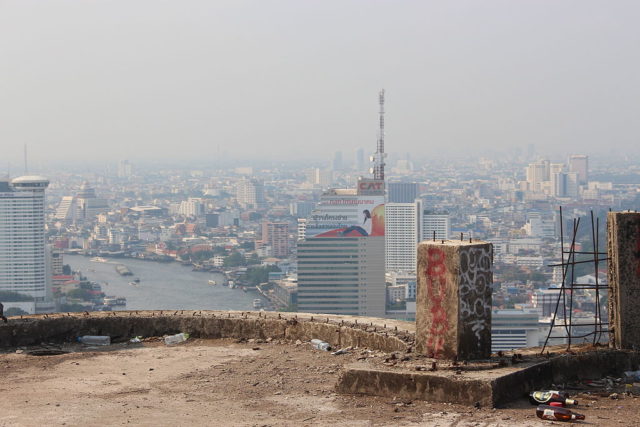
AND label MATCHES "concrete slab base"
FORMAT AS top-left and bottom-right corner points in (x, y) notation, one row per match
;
(336, 348), (640, 407)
